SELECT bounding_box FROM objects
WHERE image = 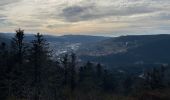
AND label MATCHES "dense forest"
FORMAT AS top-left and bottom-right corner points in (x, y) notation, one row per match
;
(0, 29), (170, 100)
